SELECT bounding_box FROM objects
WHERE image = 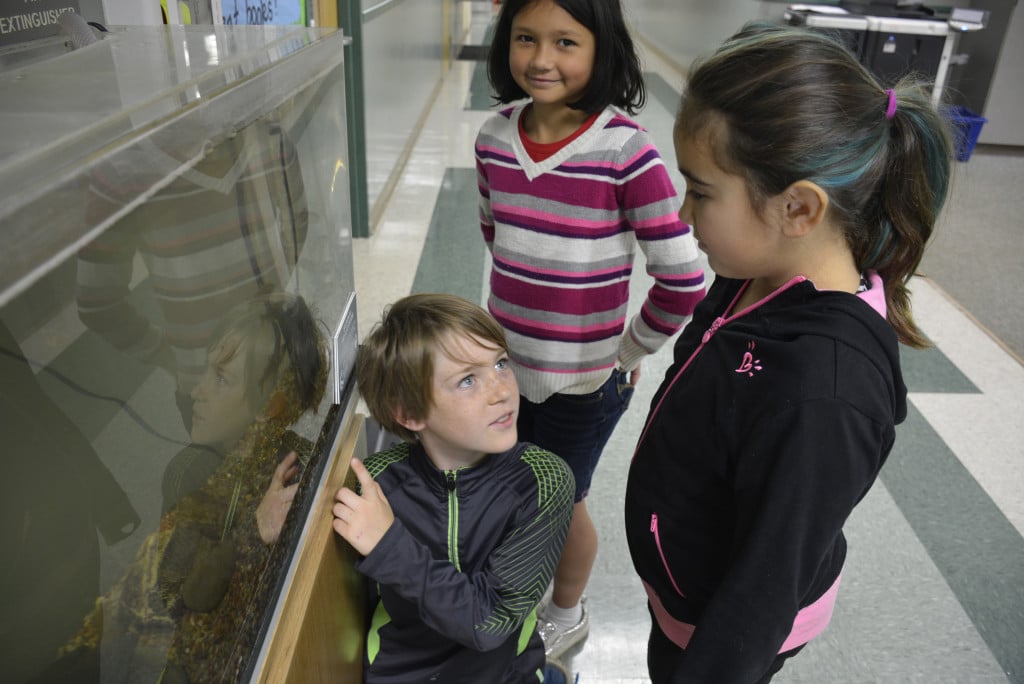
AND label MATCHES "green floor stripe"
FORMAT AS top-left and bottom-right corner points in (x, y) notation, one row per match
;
(466, 17), (498, 111)
(411, 168), (487, 303)
(882, 401), (1024, 681)
(900, 344), (978, 393)
(468, 59), (495, 112)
